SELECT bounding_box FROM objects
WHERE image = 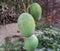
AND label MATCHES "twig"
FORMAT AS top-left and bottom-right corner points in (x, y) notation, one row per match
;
(21, 0), (27, 12)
